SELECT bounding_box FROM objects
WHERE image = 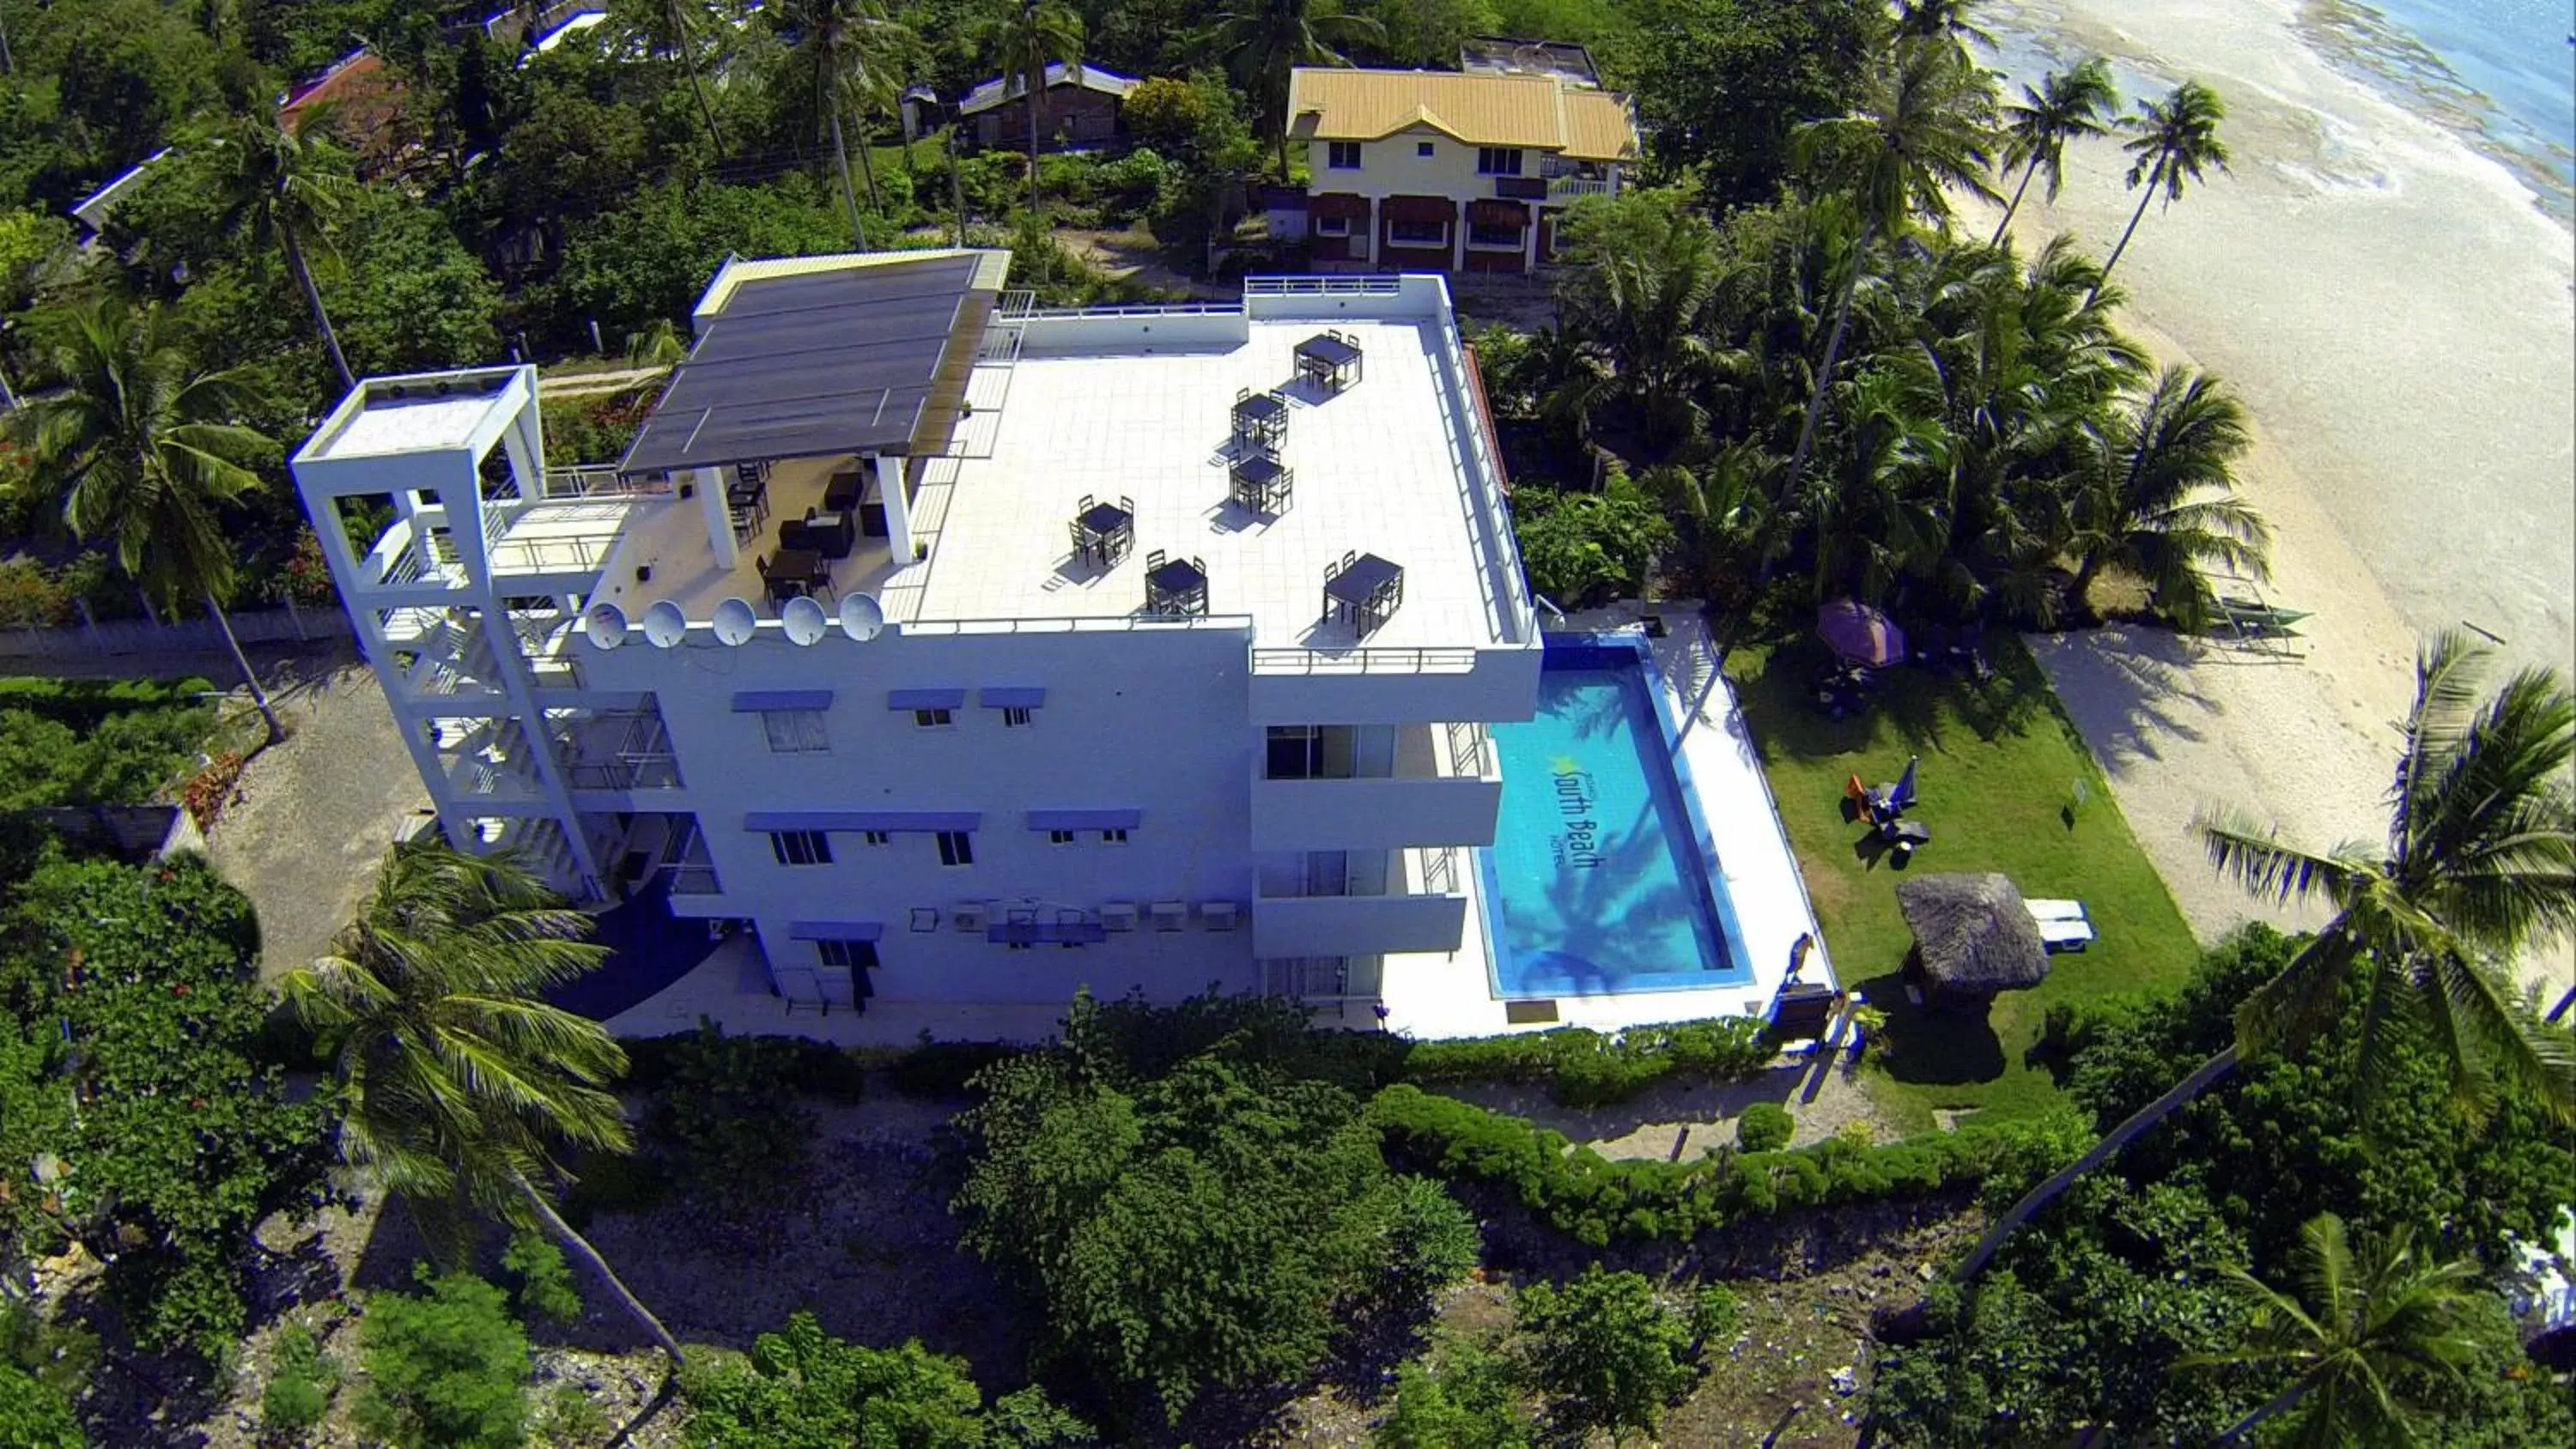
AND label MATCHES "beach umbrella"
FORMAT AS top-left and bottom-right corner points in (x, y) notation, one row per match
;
(1818, 599), (1906, 667)
(1893, 755), (1920, 811)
